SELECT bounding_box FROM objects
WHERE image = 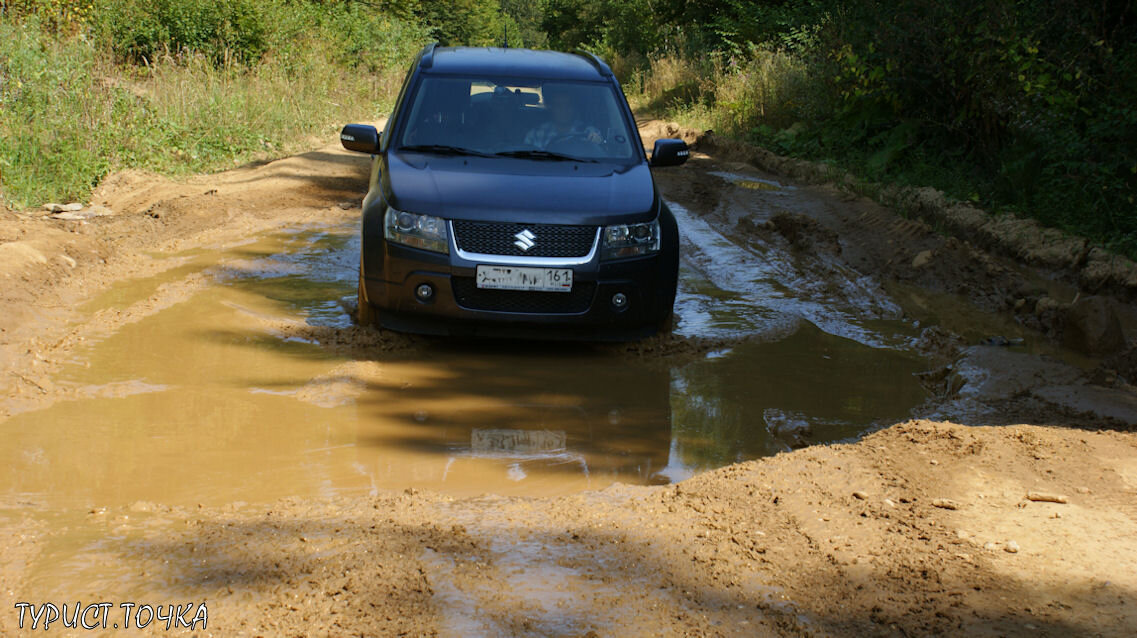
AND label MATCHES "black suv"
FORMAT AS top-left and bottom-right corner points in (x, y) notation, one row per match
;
(340, 45), (689, 339)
